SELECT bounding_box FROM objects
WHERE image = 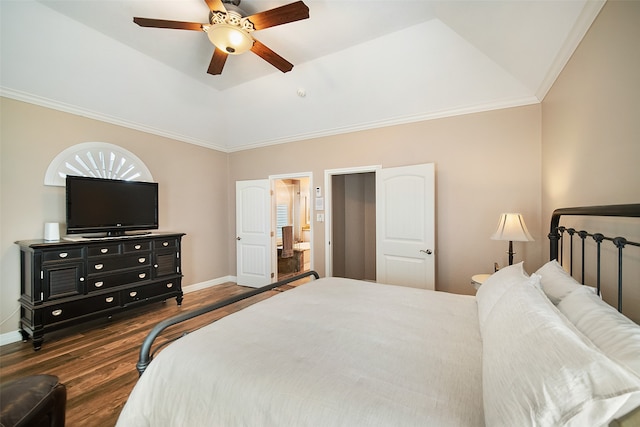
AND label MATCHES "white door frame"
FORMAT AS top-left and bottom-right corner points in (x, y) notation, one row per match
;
(270, 172), (314, 279)
(324, 165), (382, 277)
